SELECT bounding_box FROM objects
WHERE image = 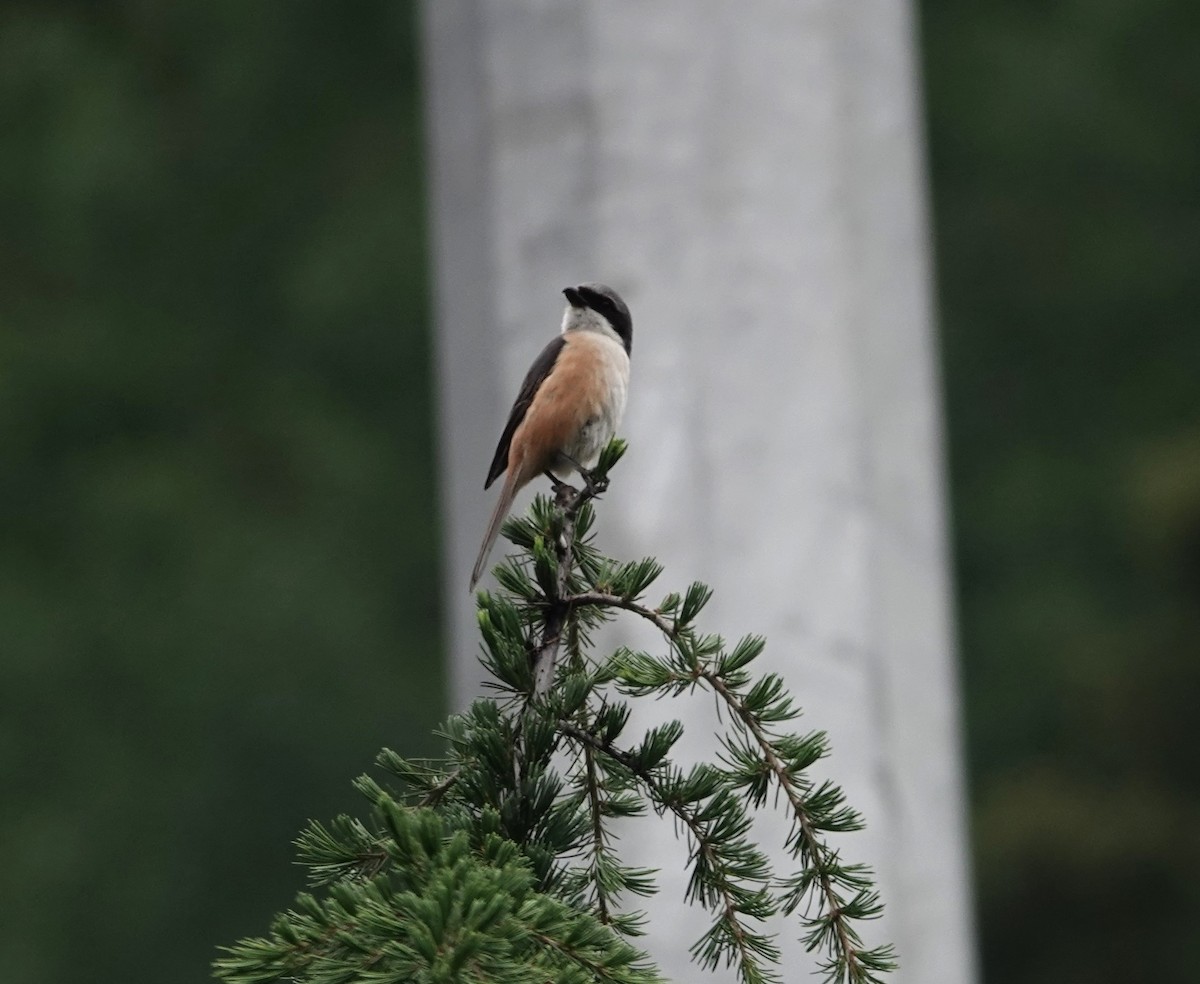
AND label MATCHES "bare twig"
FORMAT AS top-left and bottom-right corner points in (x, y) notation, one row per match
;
(567, 591), (677, 637)
(418, 767), (461, 808)
(531, 479), (604, 697)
